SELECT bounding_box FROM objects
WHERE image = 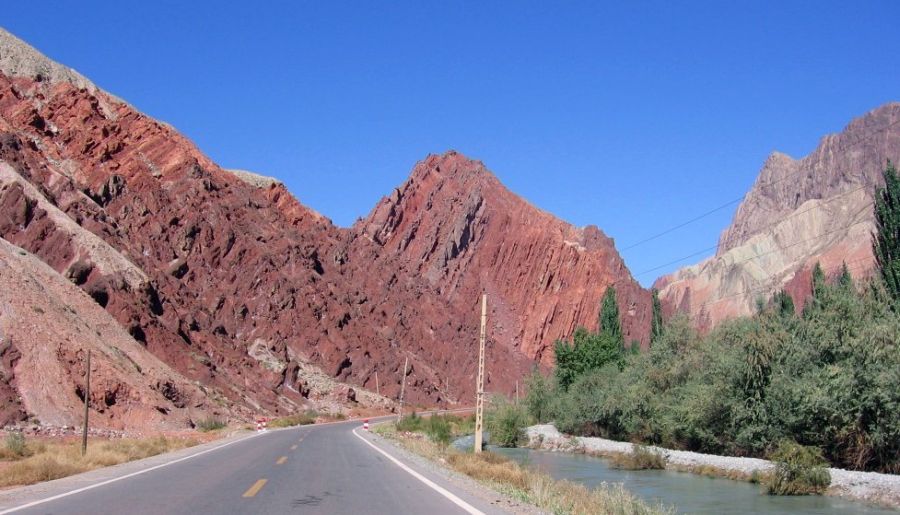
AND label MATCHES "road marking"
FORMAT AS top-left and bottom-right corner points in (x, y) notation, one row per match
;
(276, 456), (287, 465)
(290, 444), (298, 450)
(352, 428), (485, 515)
(0, 431), (266, 514)
(0, 412), (470, 514)
(242, 479), (268, 498)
